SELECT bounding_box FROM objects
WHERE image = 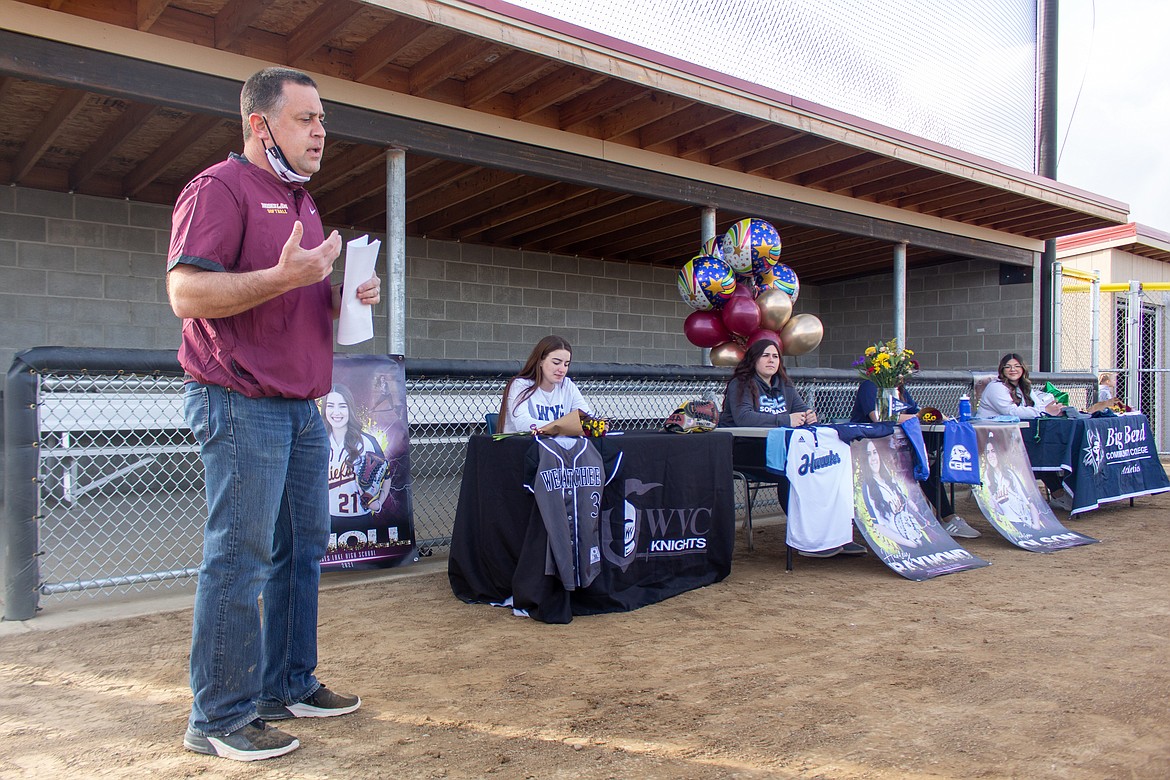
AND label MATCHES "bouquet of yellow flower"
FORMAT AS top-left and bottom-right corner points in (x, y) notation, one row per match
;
(853, 339), (918, 389)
